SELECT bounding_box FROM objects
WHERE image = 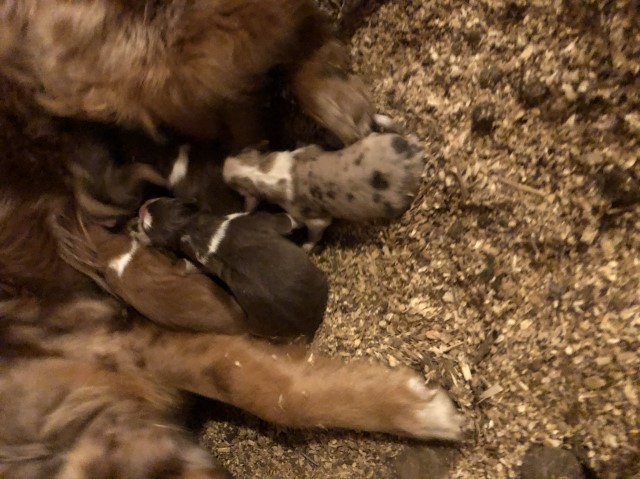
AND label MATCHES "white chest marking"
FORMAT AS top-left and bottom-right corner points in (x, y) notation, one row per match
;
(168, 145), (190, 187)
(108, 241), (139, 278)
(207, 212), (247, 255)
